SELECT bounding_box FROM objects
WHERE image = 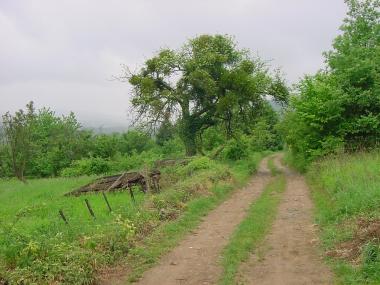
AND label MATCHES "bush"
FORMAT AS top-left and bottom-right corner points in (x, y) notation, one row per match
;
(222, 138), (249, 161)
(201, 127), (225, 151)
(251, 121), (279, 151)
(159, 136), (185, 157)
(180, 156), (216, 176)
(61, 157), (110, 176)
